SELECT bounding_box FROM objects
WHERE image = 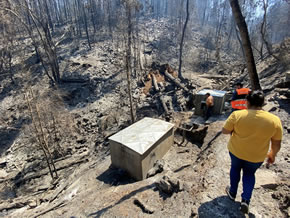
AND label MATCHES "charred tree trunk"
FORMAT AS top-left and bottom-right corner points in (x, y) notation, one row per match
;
(82, 2), (91, 50)
(43, 0), (54, 32)
(25, 90), (58, 181)
(164, 70), (189, 92)
(260, 0), (279, 60)
(178, 0), (190, 80)
(201, 0), (208, 26)
(125, 5), (135, 124)
(51, 0), (60, 24)
(229, 0), (261, 90)
(4, 3), (60, 85)
(89, 0), (97, 34)
(226, 19), (234, 50)
(63, 0), (68, 21)
(235, 25), (245, 59)
(152, 74), (159, 91)
(7, 50), (14, 84)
